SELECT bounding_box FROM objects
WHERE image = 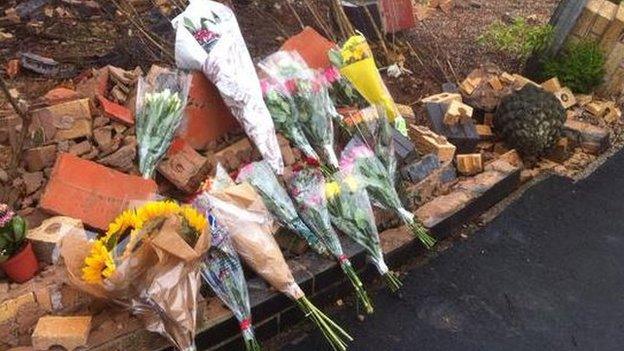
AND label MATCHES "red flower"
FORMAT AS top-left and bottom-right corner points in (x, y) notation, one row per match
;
(194, 28), (218, 44)
(305, 157), (320, 167)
